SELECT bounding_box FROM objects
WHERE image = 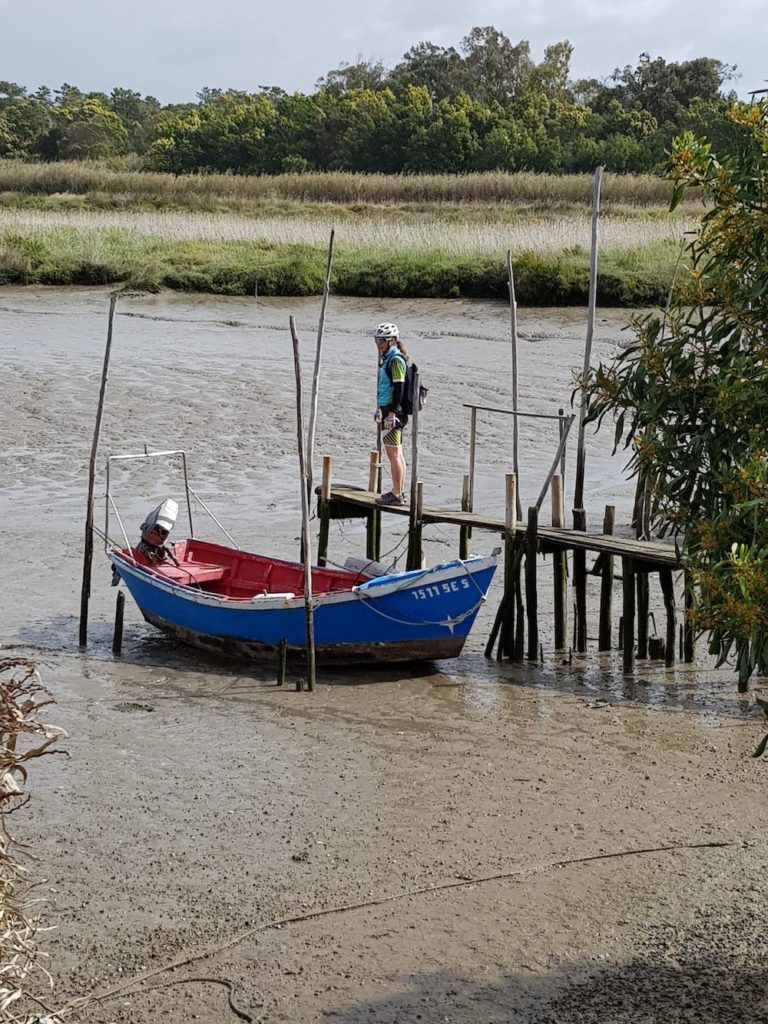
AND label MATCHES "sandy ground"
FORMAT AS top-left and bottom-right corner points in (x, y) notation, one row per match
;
(1, 288), (767, 1023)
